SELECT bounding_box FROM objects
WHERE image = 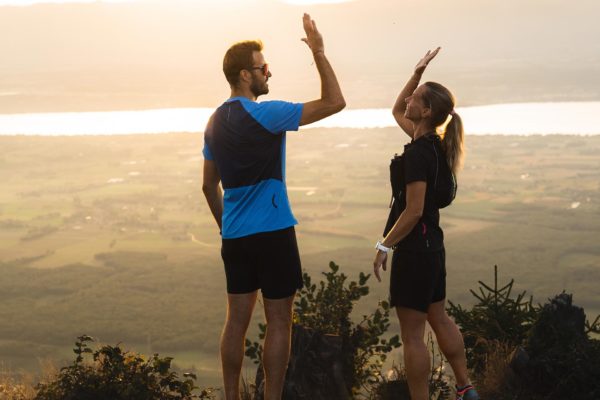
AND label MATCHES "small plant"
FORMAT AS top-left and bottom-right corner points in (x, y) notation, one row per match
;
(295, 262), (402, 395)
(586, 314), (600, 336)
(35, 335), (215, 400)
(245, 261), (401, 398)
(447, 265), (538, 370)
(239, 376), (255, 400)
(447, 266), (600, 400)
(0, 376), (32, 400)
(371, 334), (452, 400)
(473, 341), (519, 400)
